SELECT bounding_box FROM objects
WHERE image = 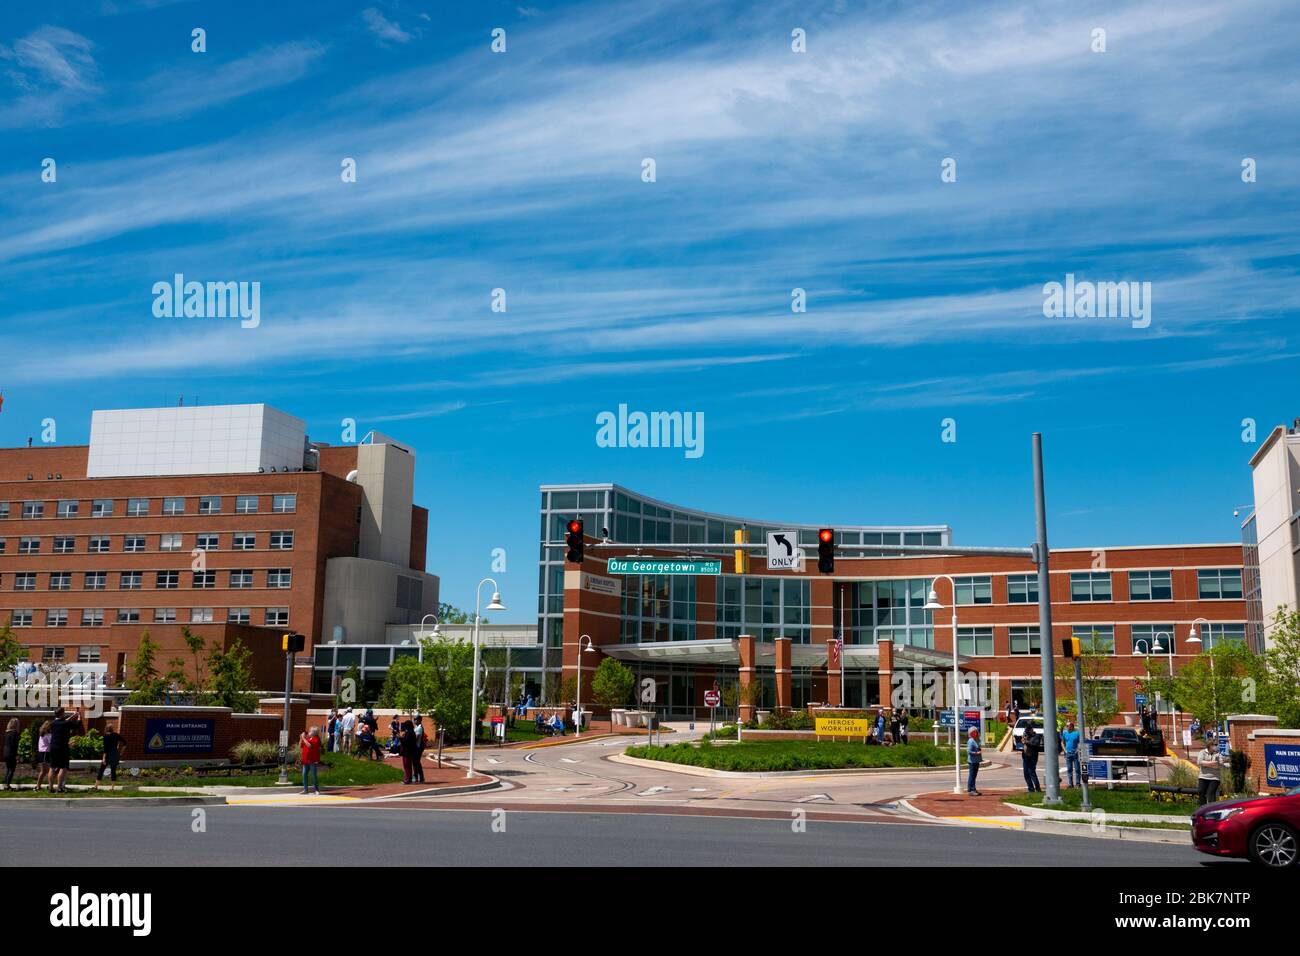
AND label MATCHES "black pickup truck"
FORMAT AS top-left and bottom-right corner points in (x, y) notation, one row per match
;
(1089, 726), (1167, 757)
